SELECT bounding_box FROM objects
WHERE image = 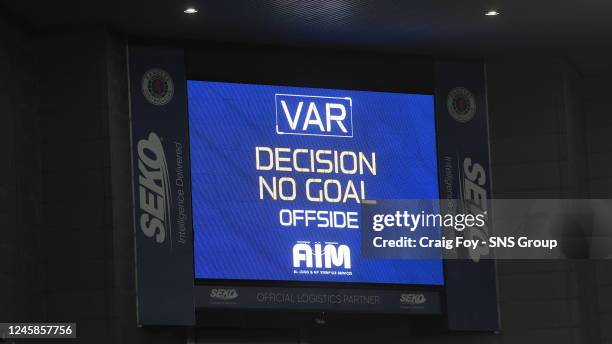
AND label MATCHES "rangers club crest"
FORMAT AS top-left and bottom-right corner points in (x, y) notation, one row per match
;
(446, 87), (476, 123)
(142, 68), (174, 106)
